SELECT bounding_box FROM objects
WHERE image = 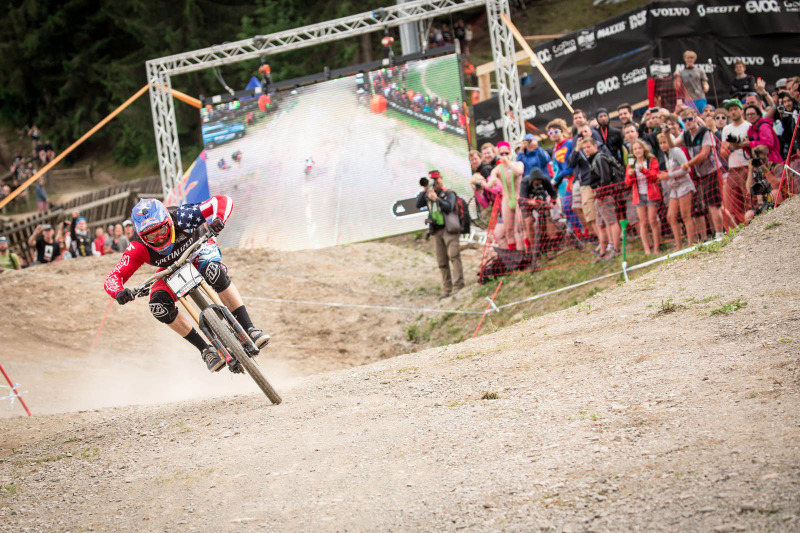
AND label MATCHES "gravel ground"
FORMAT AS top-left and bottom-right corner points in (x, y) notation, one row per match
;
(0, 198), (798, 532)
